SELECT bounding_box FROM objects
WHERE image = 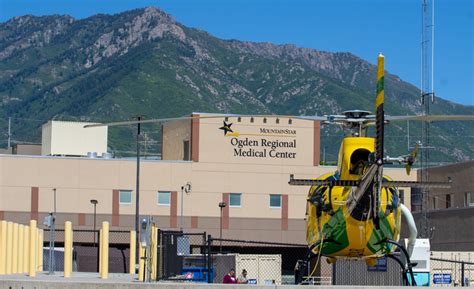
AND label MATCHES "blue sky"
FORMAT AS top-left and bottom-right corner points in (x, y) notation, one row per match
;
(1, 0), (473, 105)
